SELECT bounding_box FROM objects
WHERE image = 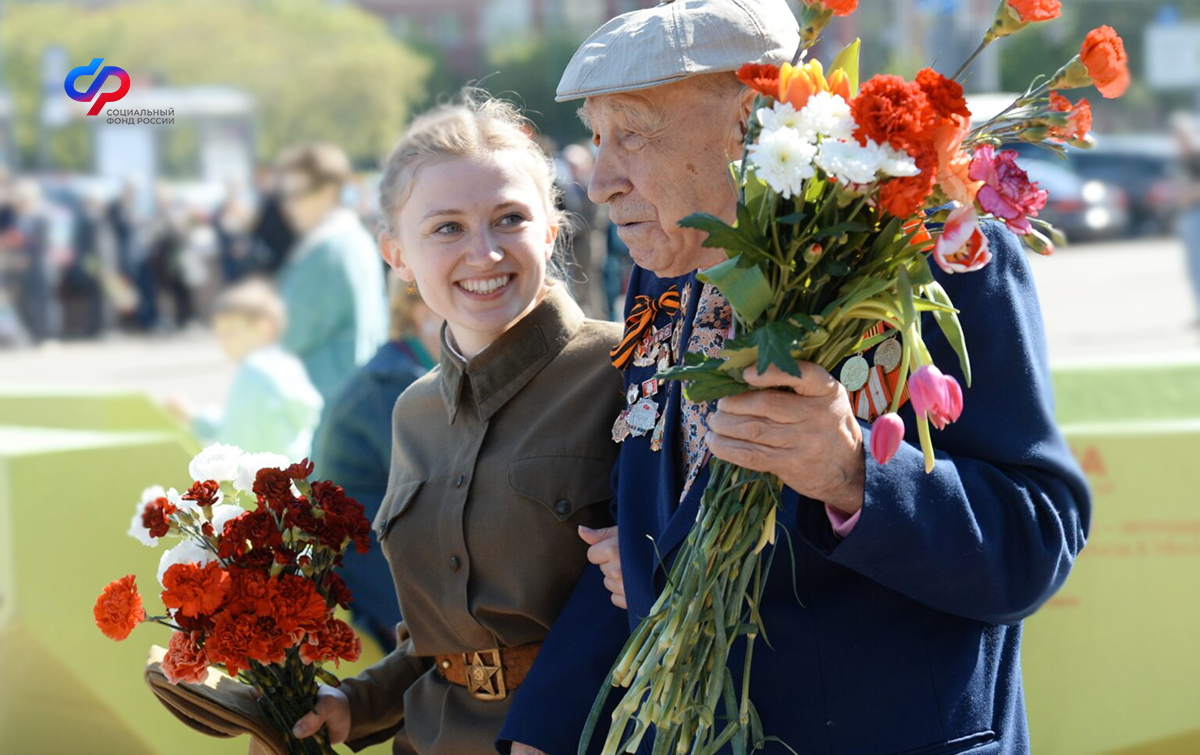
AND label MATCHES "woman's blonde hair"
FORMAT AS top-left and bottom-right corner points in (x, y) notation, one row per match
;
(378, 90), (567, 260)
